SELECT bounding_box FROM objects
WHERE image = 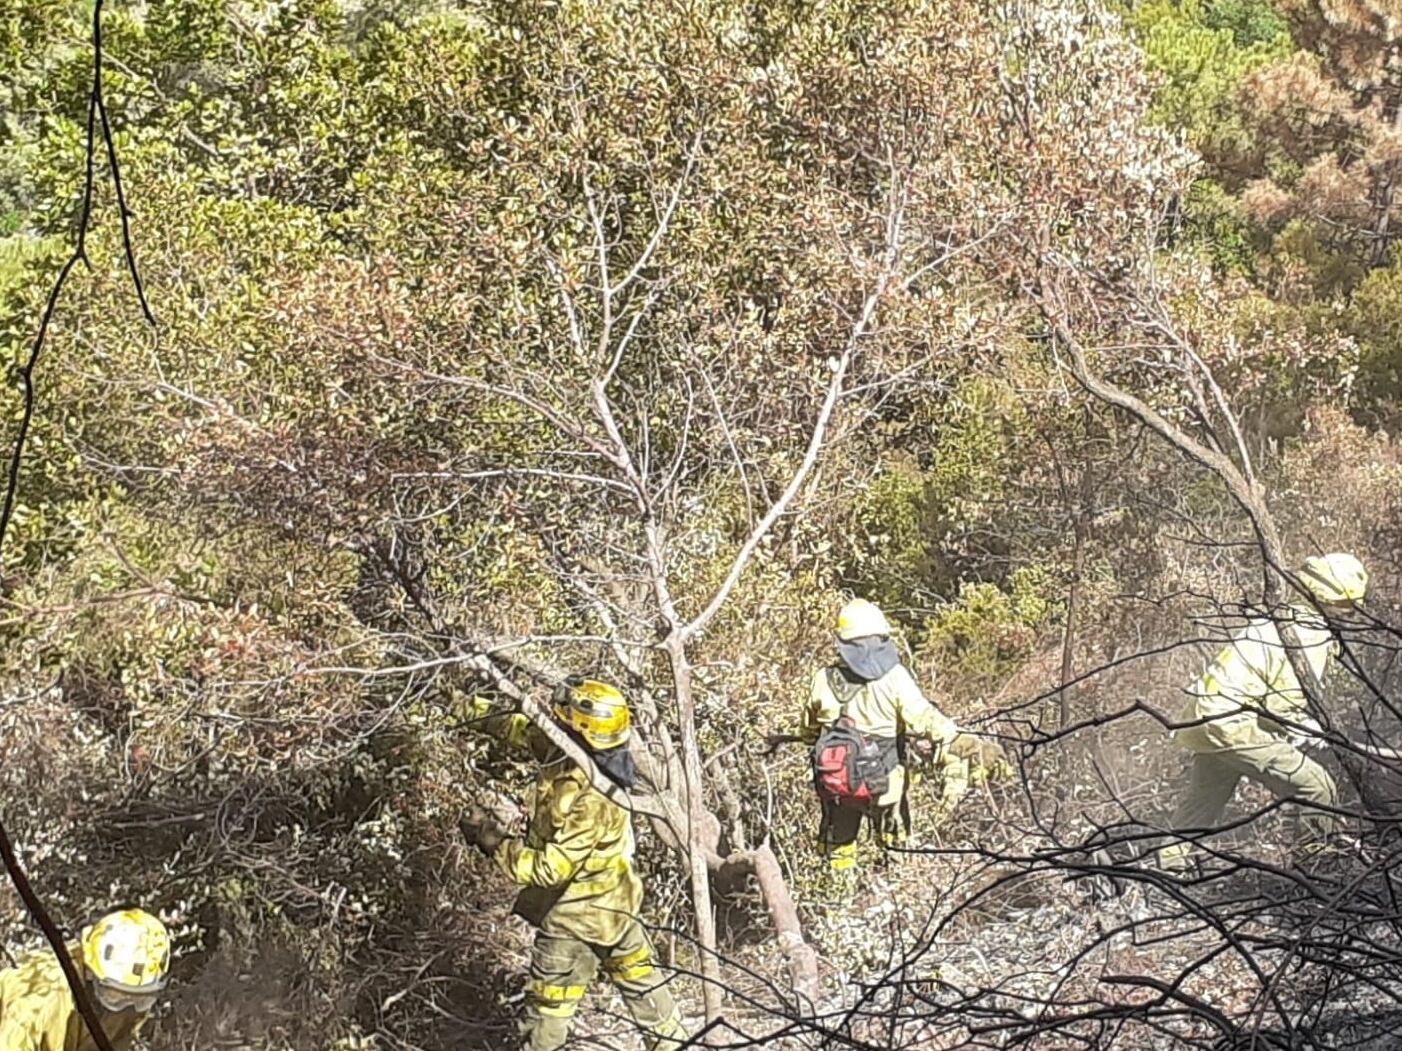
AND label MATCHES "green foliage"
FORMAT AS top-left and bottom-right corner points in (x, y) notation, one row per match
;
(0, 232), (55, 298)
(846, 458), (935, 613)
(1181, 178), (1262, 273)
(1128, 0), (1291, 164)
(918, 565), (1062, 695)
(1269, 218), (1368, 298)
(1202, 0), (1289, 47)
(10, 0), (1398, 1044)
(922, 379), (1013, 509)
(1128, 0), (1402, 423)
(844, 377), (1024, 613)
(1339, 262), (1402, 411)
